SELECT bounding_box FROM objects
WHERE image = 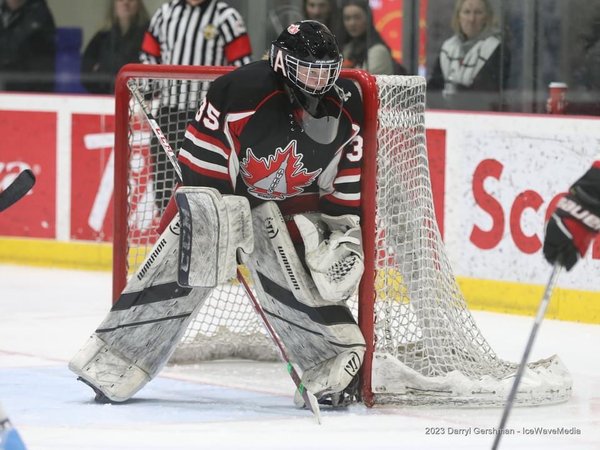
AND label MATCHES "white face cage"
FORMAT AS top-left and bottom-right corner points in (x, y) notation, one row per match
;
(285, 53), (342, 96)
